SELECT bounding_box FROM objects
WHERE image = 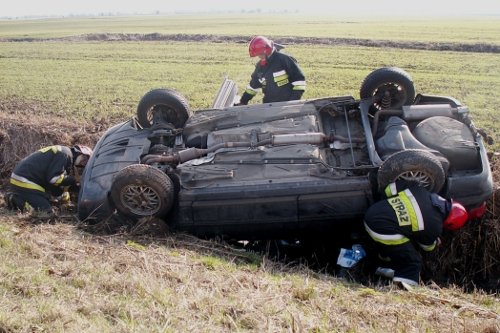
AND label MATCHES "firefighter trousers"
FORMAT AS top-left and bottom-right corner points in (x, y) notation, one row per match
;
(373, 241), (422, 285)
(6, 188), (51, 212)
